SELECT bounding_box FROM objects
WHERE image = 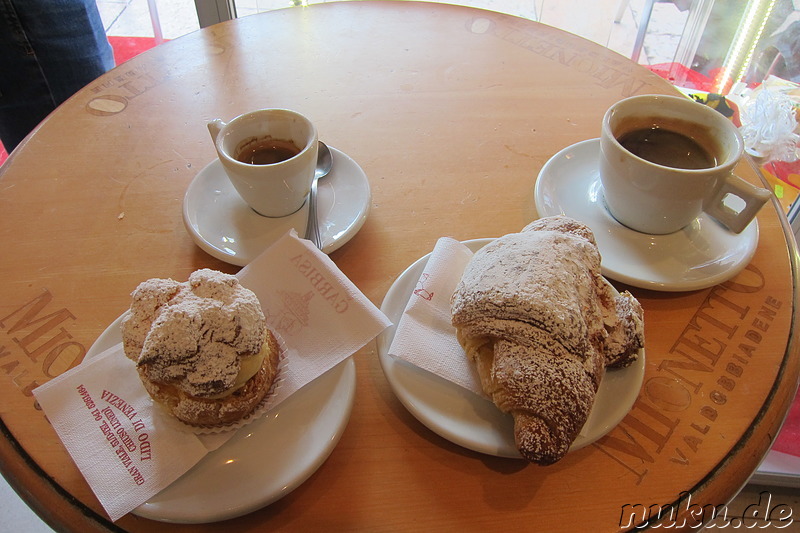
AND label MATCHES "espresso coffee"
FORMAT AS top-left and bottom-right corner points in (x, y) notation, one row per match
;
(235, 137), (301, 165)
(617, 127), (716, 170)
